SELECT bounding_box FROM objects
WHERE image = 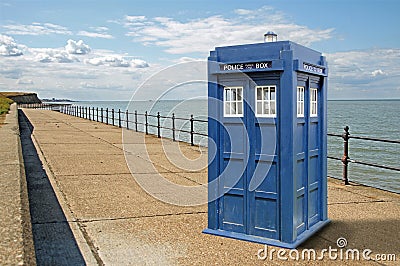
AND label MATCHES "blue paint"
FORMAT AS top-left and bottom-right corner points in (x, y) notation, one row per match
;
(204, 40), (330, 248)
